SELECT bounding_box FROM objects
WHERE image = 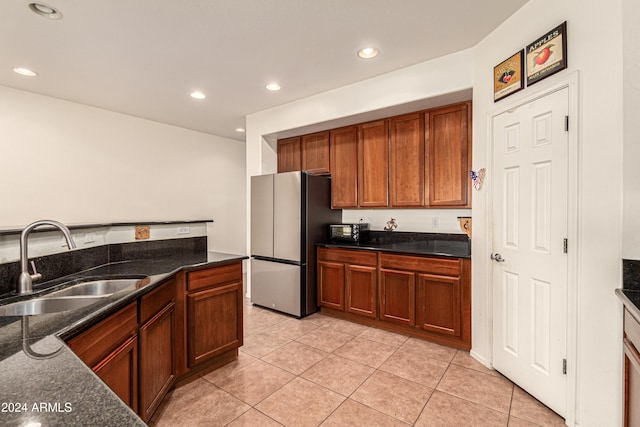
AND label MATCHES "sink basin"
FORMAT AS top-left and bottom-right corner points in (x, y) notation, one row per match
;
(0, 296), (106, 316)
(46, 278), (142, 298)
